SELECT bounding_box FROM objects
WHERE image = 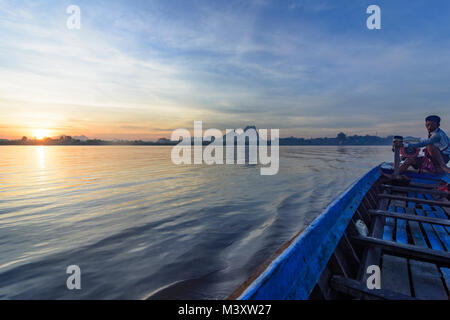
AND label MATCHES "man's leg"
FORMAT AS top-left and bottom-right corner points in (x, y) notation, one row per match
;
(399, 157), (419, 174)
(426, 145), (450, 174)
